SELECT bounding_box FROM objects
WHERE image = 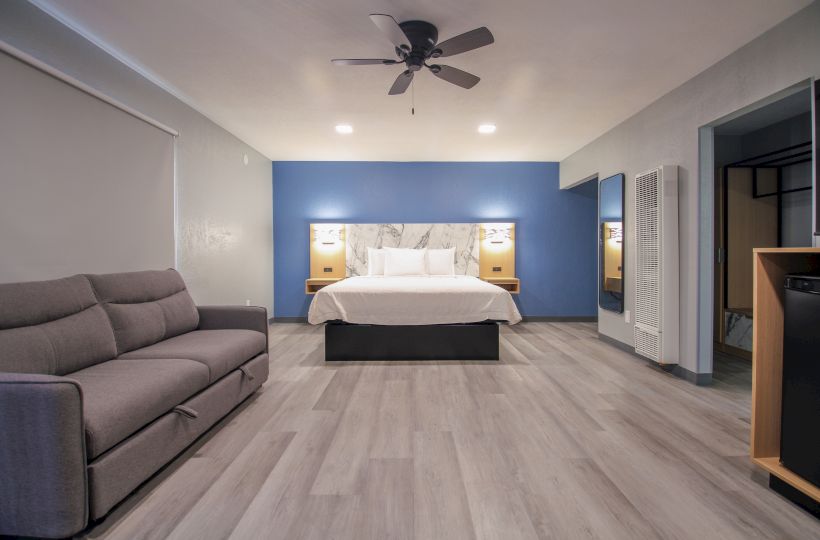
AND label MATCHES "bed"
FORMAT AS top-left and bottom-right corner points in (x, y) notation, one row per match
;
(308, 275), (521, 361)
